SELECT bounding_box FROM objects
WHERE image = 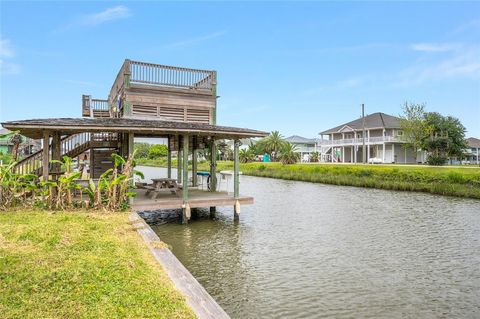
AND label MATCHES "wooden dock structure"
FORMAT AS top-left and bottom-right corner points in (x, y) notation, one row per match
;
(2, 59), (267, 223)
